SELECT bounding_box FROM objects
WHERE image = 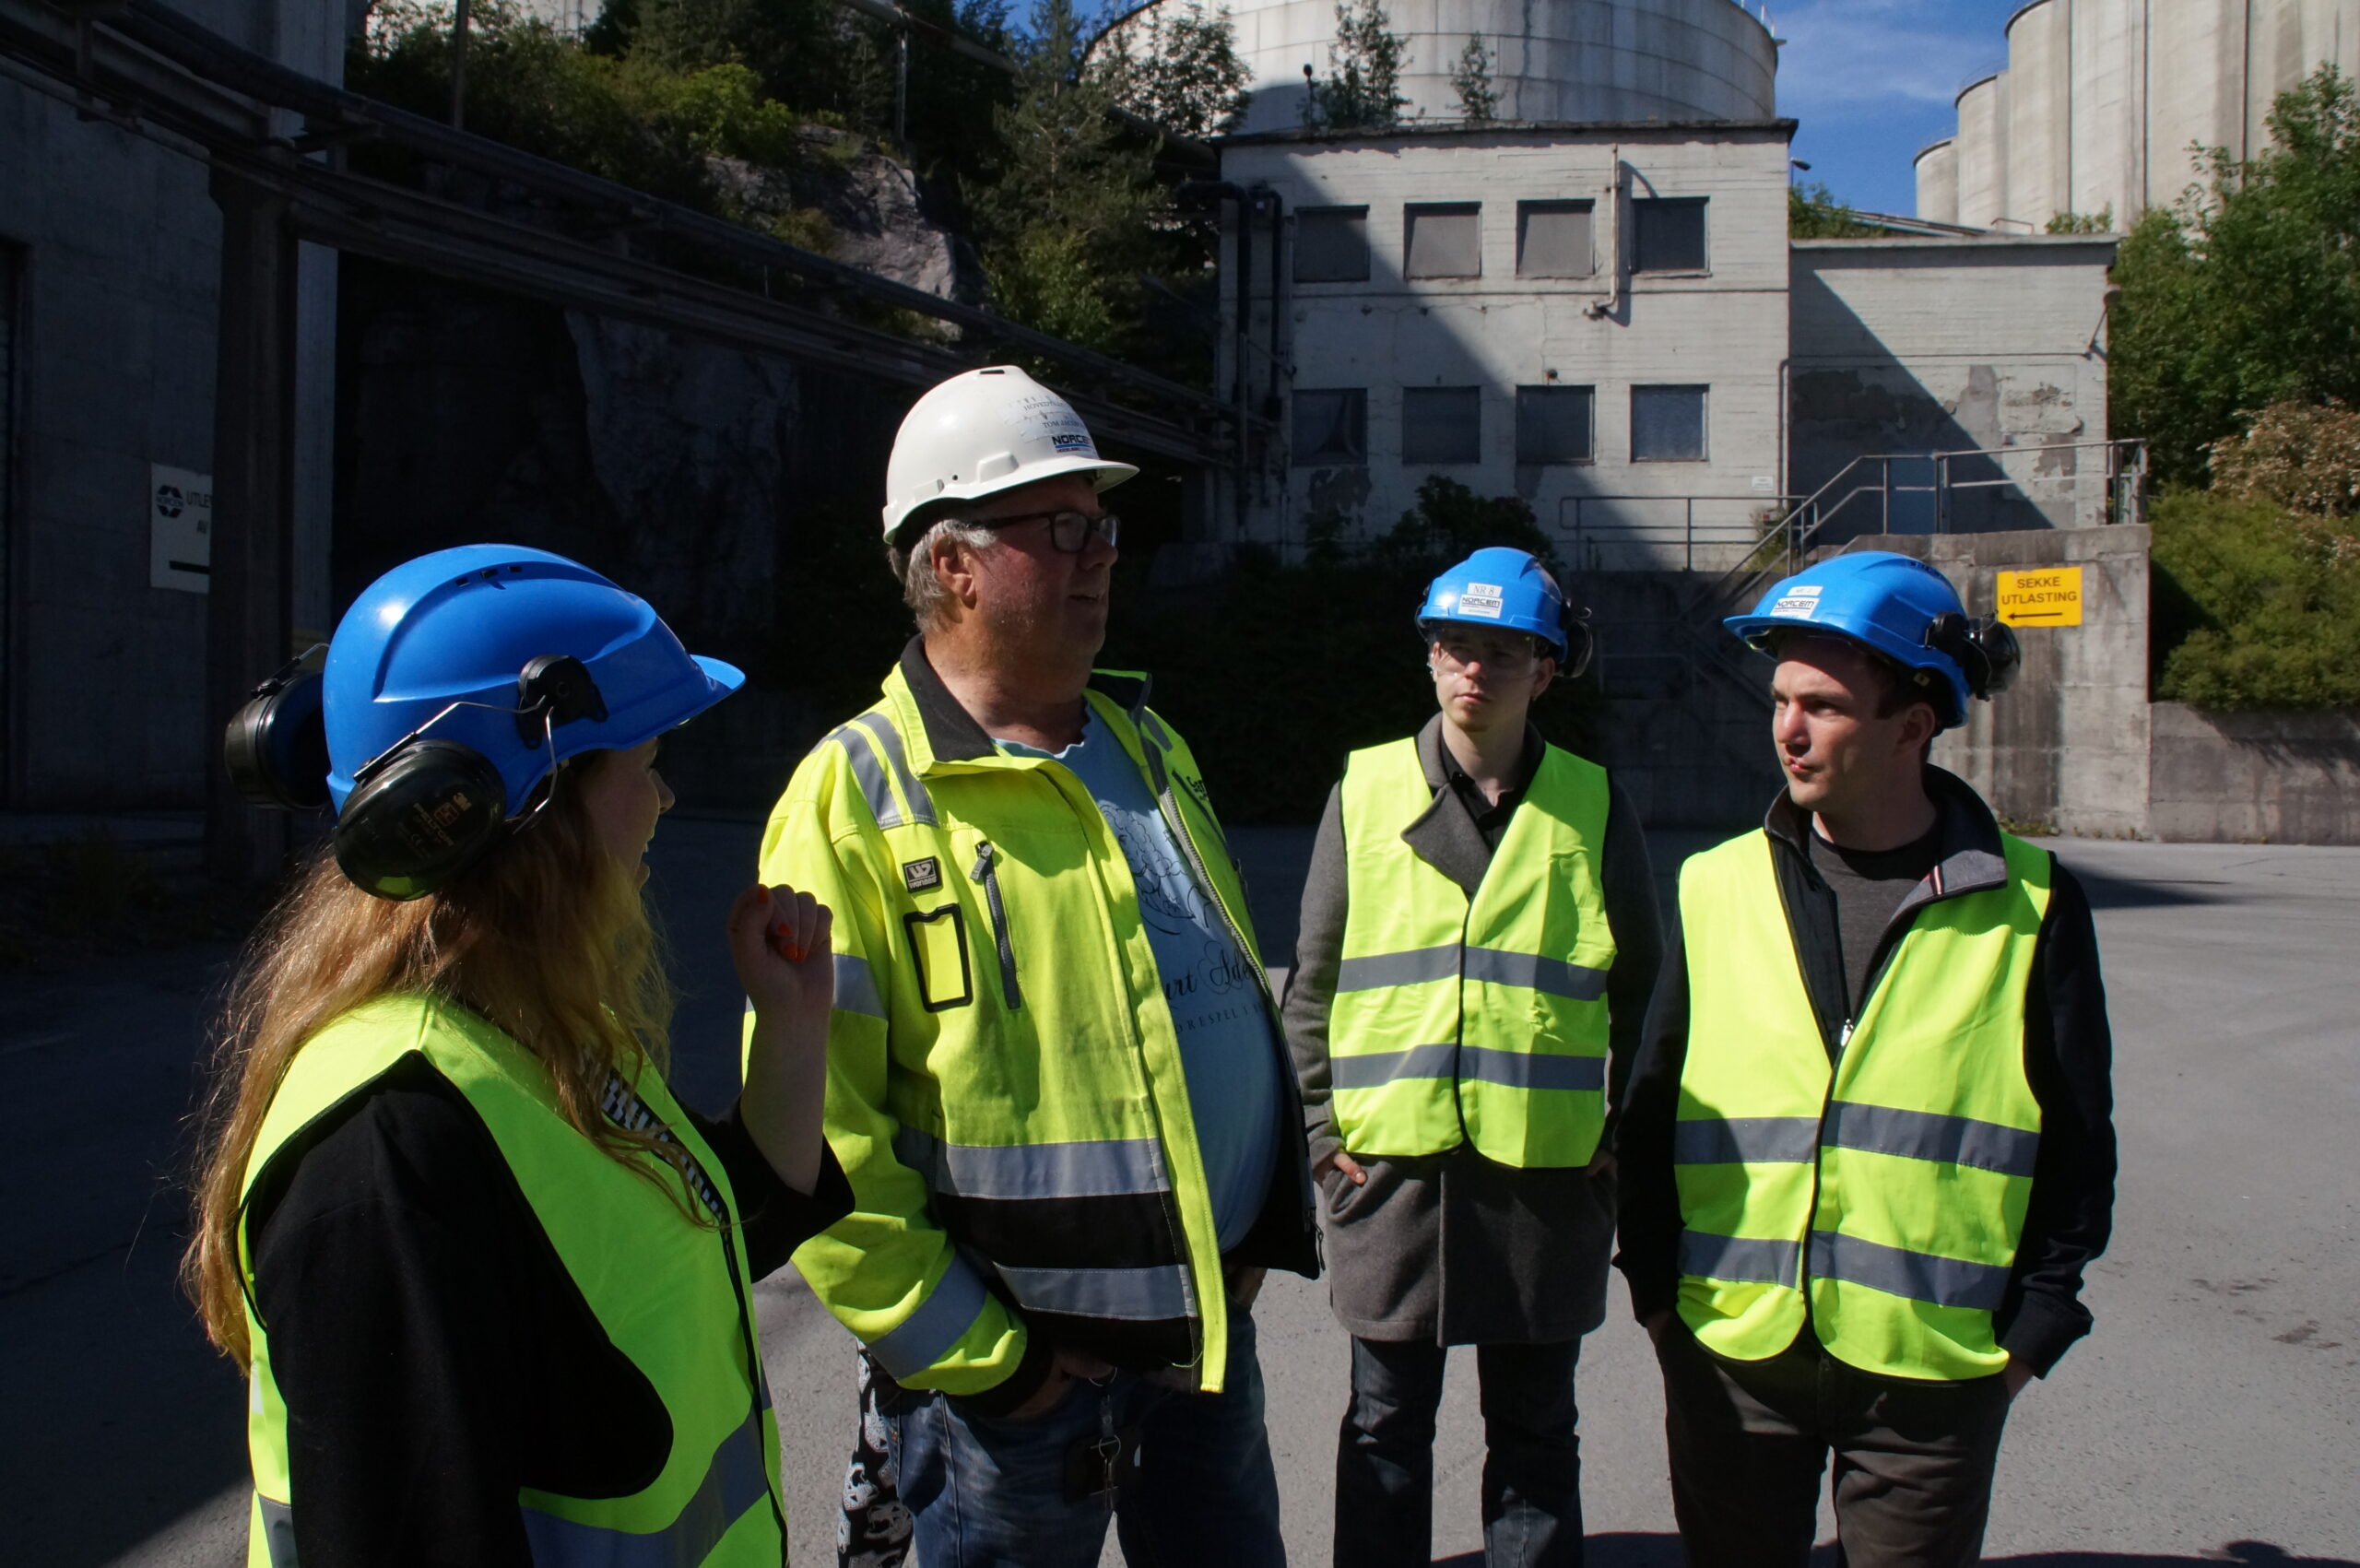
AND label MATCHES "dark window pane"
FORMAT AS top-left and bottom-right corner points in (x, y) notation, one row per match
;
(1632, 385), (1708, 461)
(1404, 204), (1482, 278)
(1295, 207), (1370, 283)
(1403, 386), (1481, 465)
(1516, 385), (1594, 464)
(1294, 388), (1368, 465)
(1633, 197), (1707, 272)
(1517, 202), (1595, 277)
